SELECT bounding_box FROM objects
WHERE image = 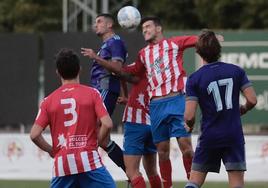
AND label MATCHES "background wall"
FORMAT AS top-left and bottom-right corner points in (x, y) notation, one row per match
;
(0, 30), (267, 130)
(0, 134), (267, 181)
